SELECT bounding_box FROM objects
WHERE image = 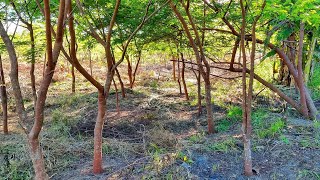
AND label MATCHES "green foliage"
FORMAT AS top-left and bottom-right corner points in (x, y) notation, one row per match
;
(0, 142), (32, 180)
(279, 135), (290, 145)
(206, 138), (237, 153)
(309, 63), (320, 100)
(188, 132), (205, 143)
(216, 119), (233, 132)
(252, 109), (269, 128)
(226, 105), (242, 121)
(177, 151), (193, 164)
(297, 170), (320, 180)
(50, 109), (71, 137)
(256, 118), (286, 138)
